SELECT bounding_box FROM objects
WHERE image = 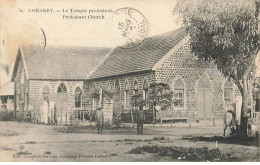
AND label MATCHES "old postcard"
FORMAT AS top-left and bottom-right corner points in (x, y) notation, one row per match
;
(0, 0), (260, 162)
